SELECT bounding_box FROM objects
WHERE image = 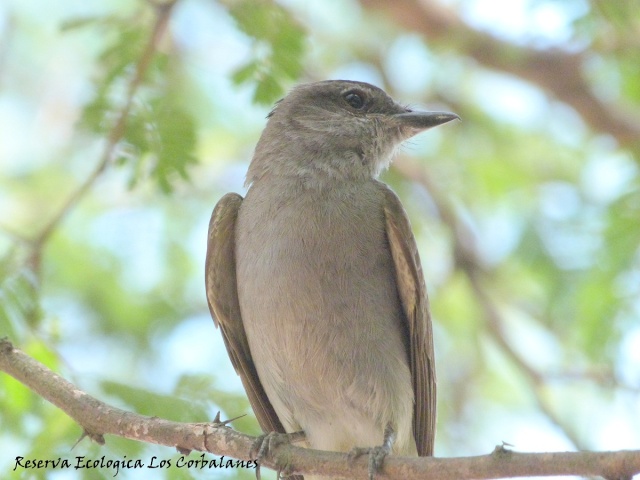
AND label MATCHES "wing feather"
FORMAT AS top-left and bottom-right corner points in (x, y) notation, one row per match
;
(205, 193), (285, 434)
(381, 186), (437, 456)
